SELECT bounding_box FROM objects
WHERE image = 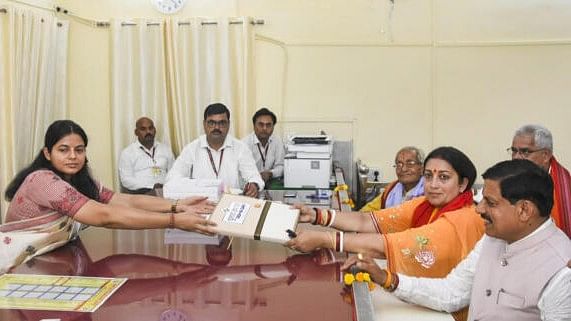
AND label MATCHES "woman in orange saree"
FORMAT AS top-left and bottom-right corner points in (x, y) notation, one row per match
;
(287, 146), (484, 279)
